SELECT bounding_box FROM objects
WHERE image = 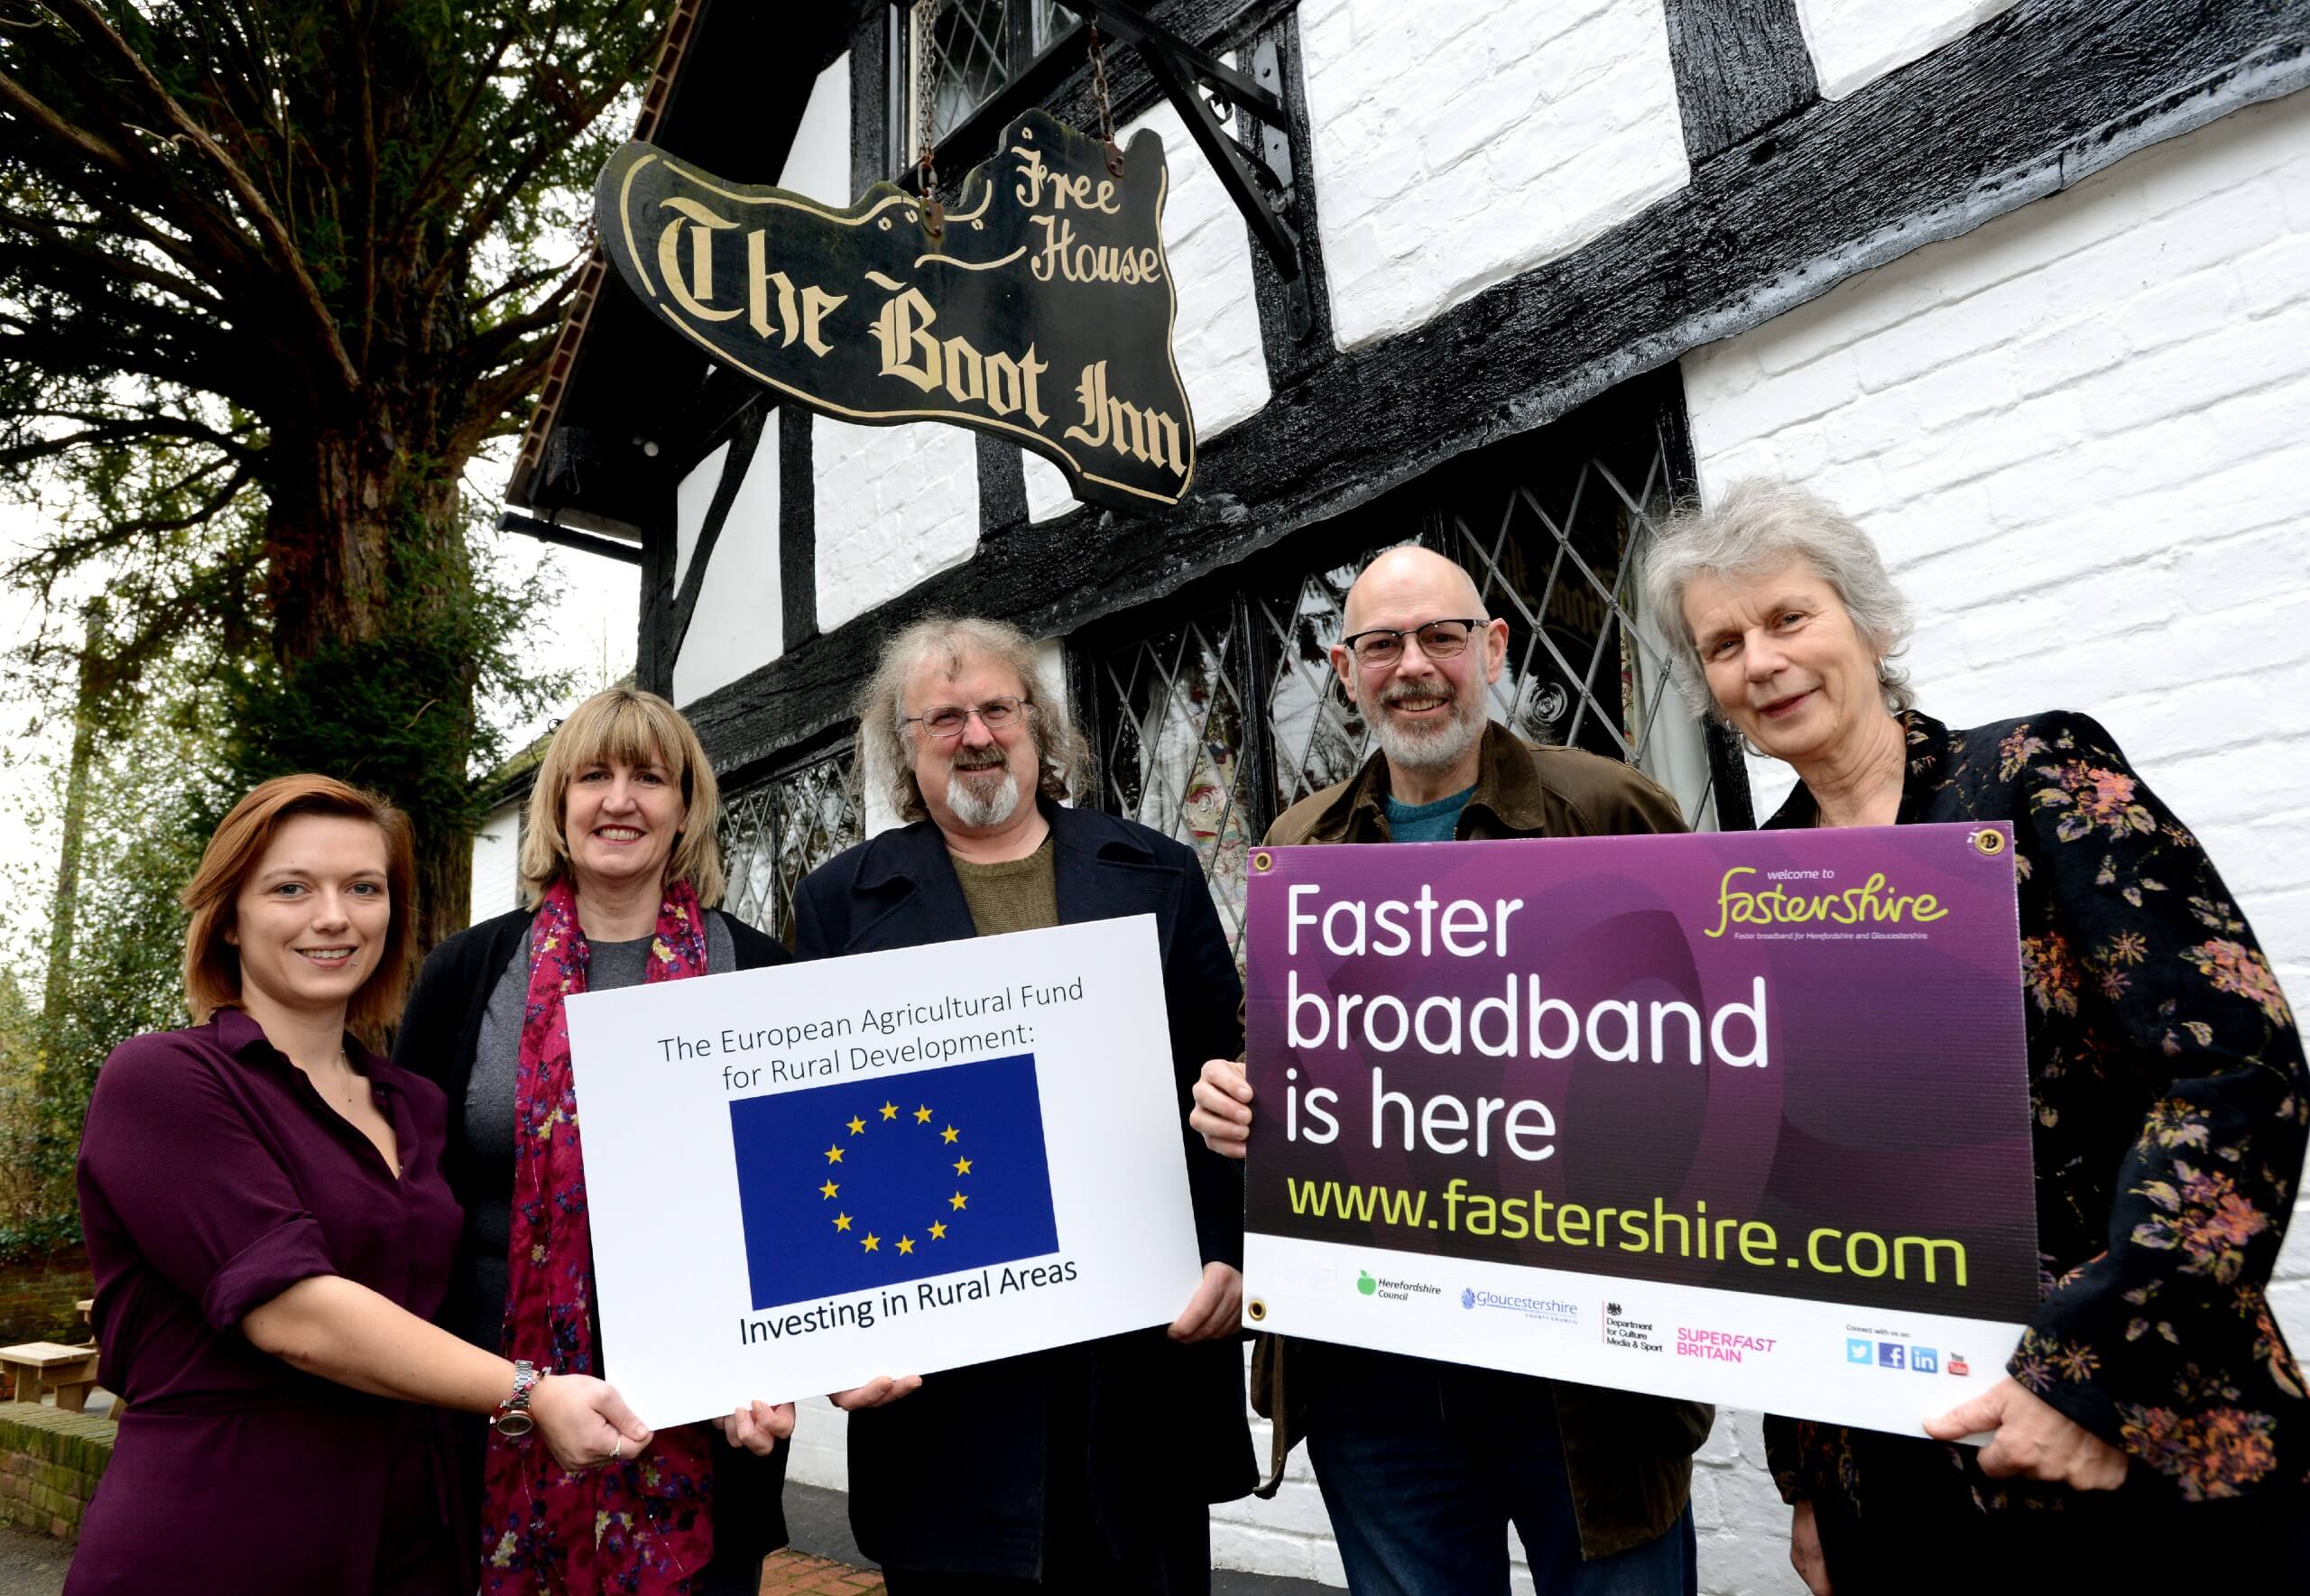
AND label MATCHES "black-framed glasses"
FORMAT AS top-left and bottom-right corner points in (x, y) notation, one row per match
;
(1337, 618), (1487, 667)
(902, 696), (1026, 739)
